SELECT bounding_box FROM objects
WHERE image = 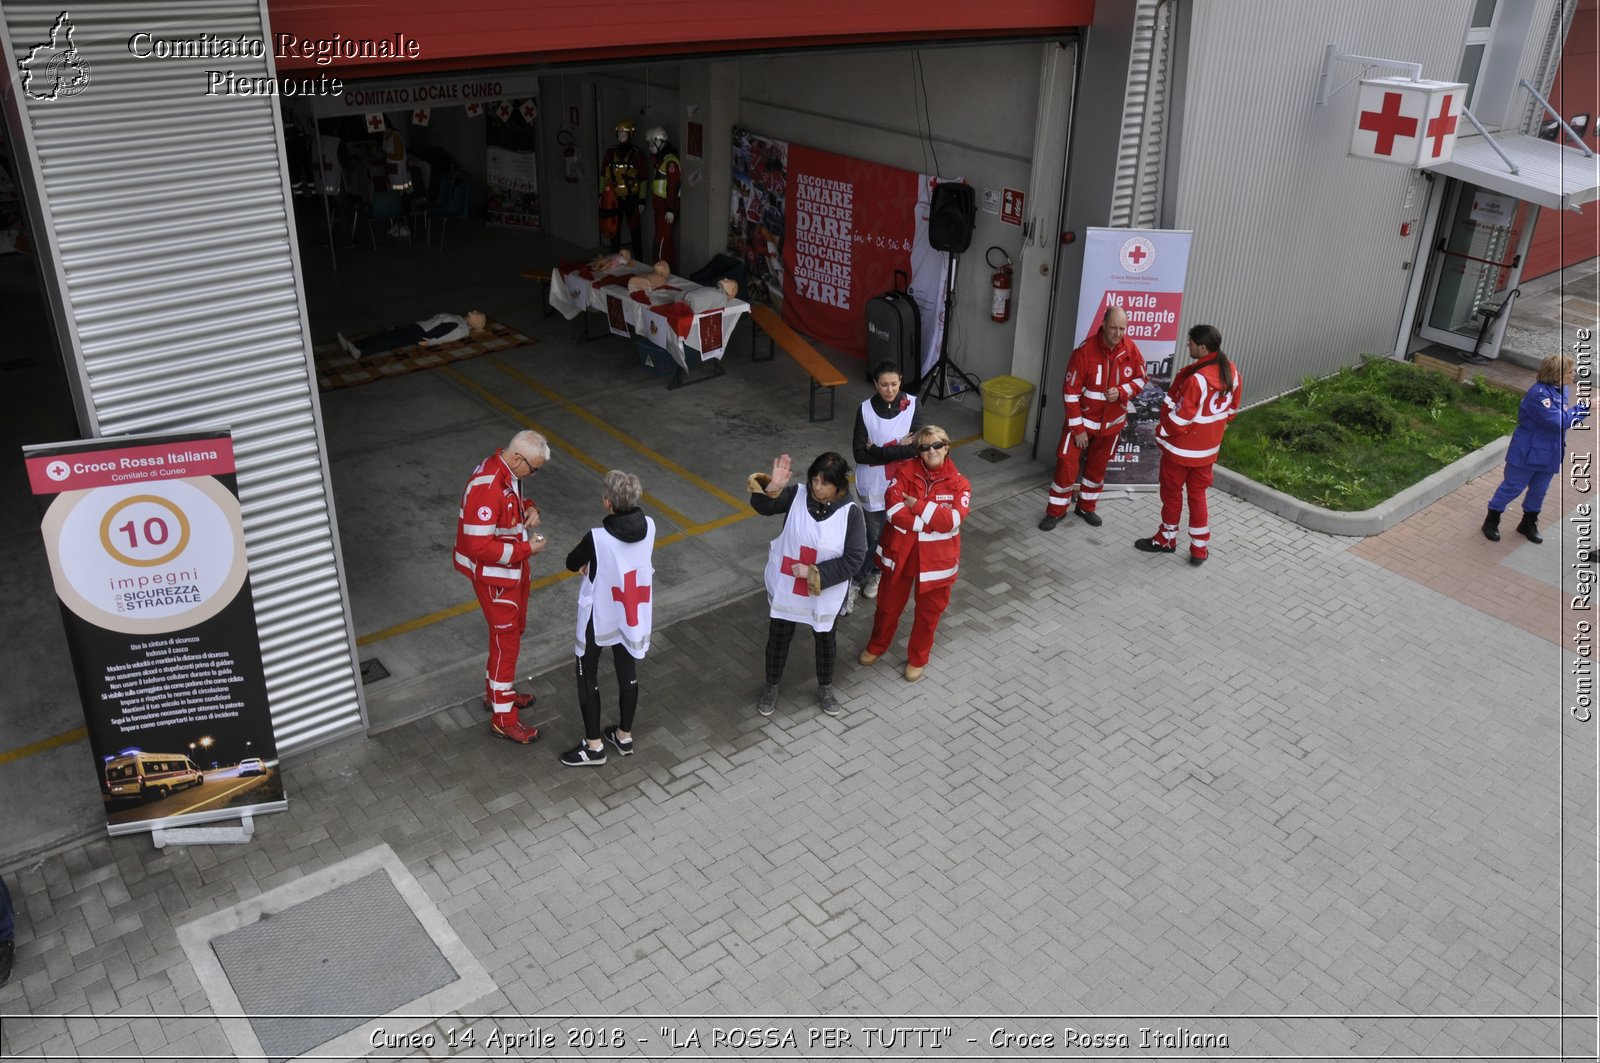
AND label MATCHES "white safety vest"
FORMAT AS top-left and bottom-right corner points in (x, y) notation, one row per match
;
(575, 517), (656, 659)
(764, 496), (852, 632)
(854, 395), (917, 511)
